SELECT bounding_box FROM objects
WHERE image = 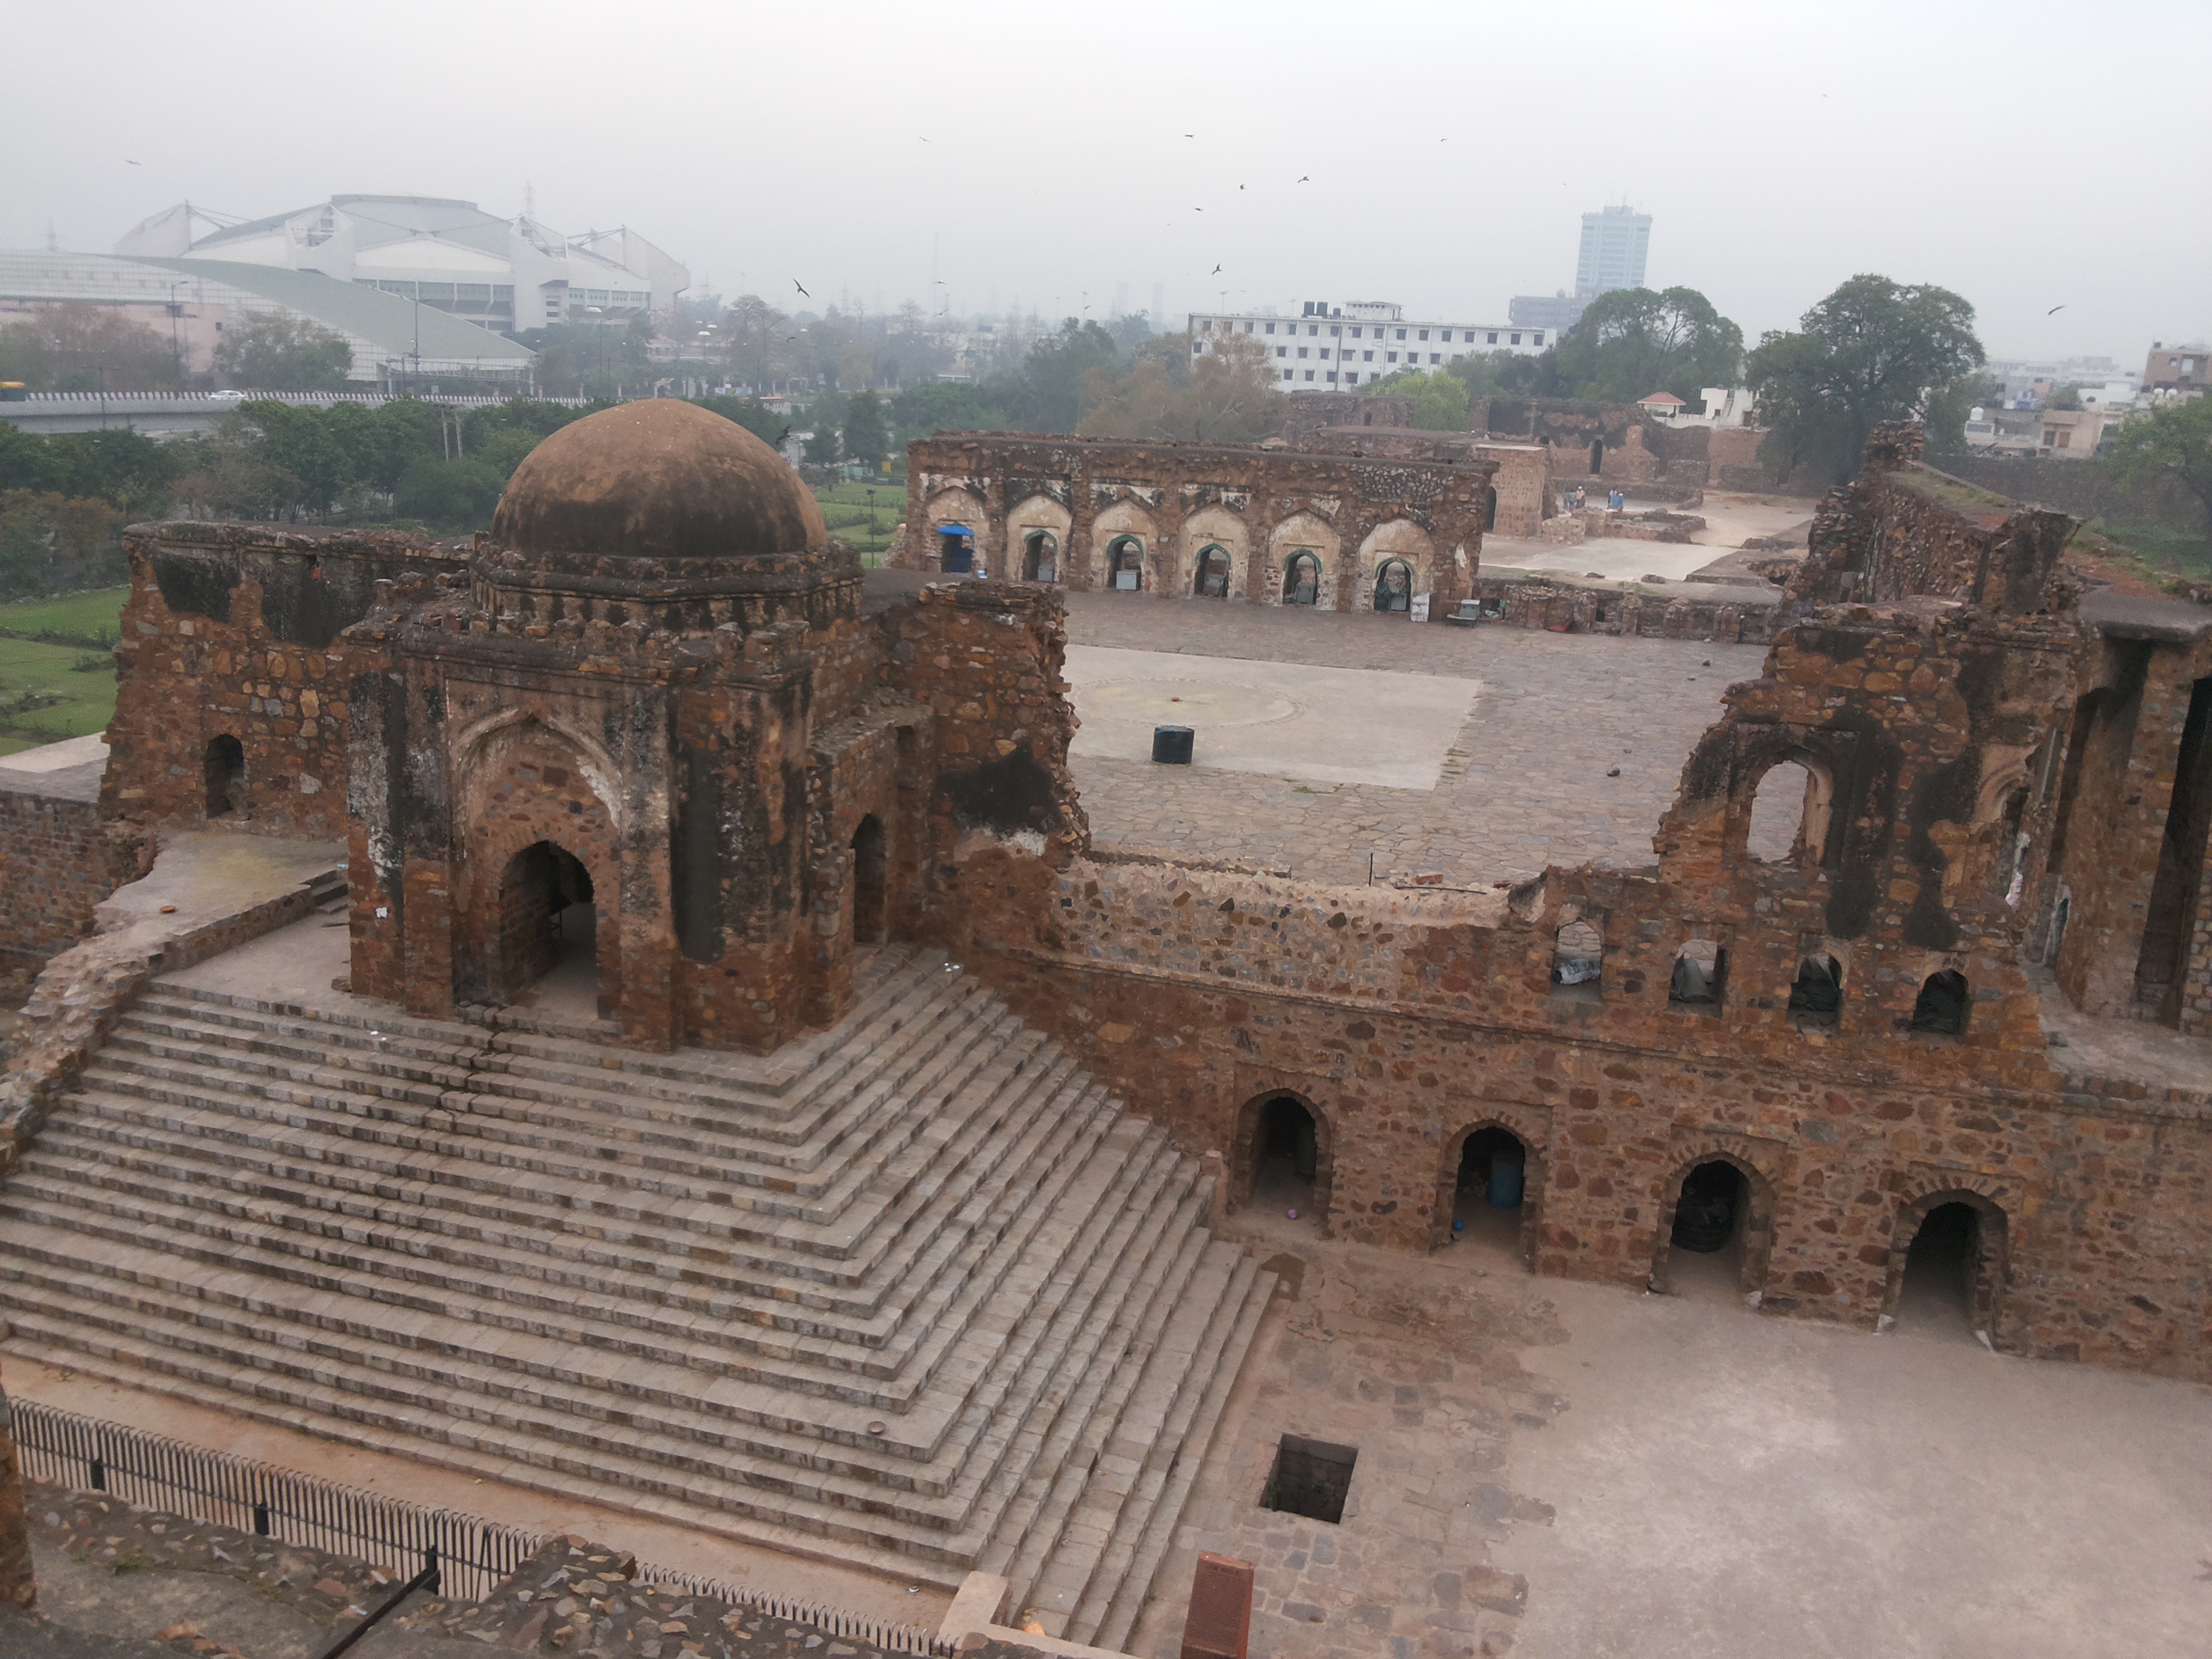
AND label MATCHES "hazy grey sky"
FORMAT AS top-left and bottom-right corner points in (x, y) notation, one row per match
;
(9, 0), (2206, 363)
